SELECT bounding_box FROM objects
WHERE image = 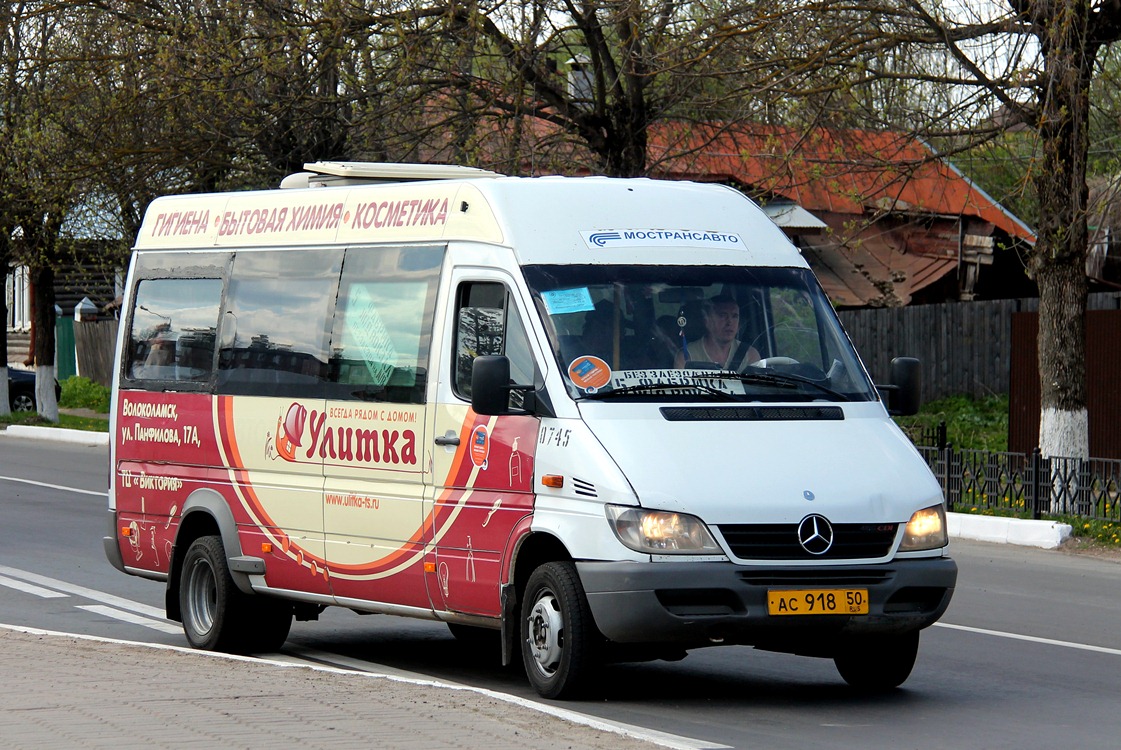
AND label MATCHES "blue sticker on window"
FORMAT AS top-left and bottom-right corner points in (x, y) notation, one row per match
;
(541, 287), (595, 315)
